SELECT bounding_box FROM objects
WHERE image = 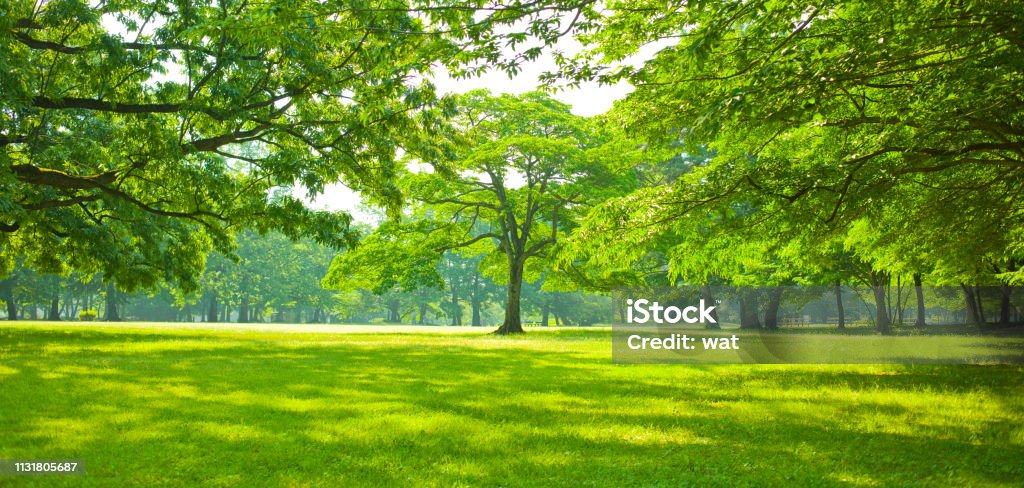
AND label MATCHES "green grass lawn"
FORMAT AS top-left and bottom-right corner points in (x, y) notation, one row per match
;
(1, 324), (1022, 487)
